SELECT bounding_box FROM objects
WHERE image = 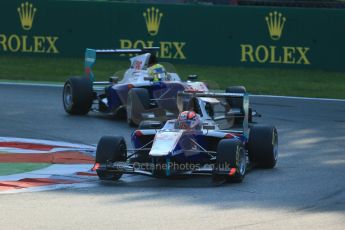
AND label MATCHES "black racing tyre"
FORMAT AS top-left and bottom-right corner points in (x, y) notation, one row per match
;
(225, 86), (246, 93)
(127, 88), (150, 126)
(63, 77), (93, 115)
(225, 86), (246, 108)
(138, 120), (163, 129)
(248, 108), (253, 123)
(95, 136), (127, 181)
(215, 139), (246, 182)
(248, 125), (278, 168)
(226, 86), (247, 124)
